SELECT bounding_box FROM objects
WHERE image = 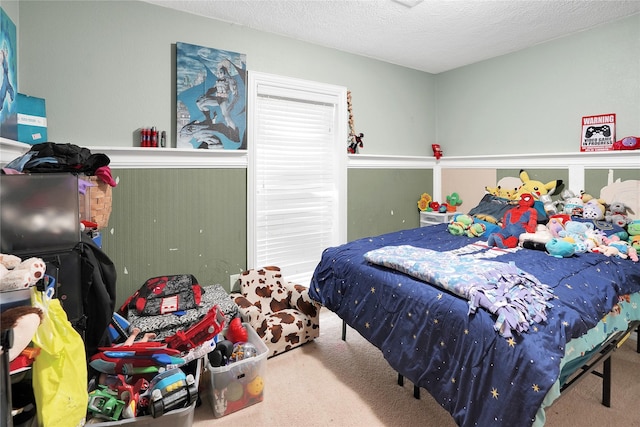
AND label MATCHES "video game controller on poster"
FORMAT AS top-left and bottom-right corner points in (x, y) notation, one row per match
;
(585, 125), (611, 138)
